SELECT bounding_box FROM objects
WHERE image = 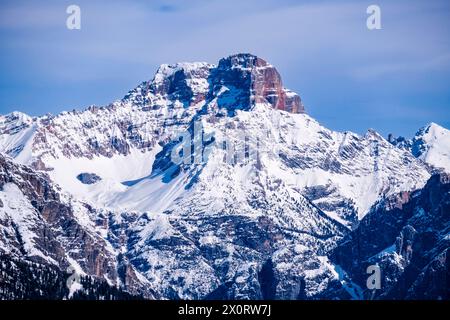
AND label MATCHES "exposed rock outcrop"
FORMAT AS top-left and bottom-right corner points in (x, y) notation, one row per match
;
(327, 173), (450, 300)
(77, 172), (102, 184)
(0, 154), (155, 299)
(210, 53), (304, 114)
